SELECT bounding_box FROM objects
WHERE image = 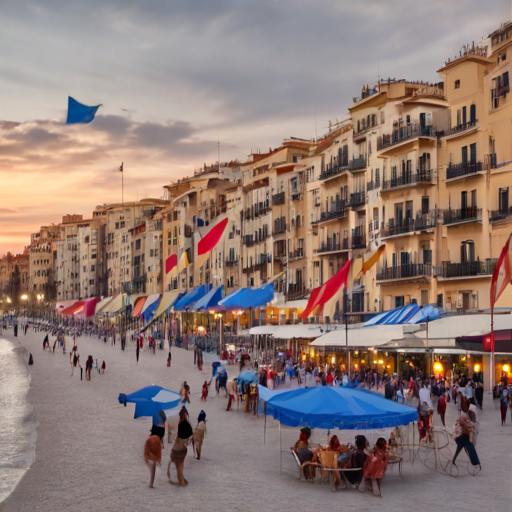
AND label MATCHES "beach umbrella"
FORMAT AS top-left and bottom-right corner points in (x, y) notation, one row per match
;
(118, 385), (181, 421)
